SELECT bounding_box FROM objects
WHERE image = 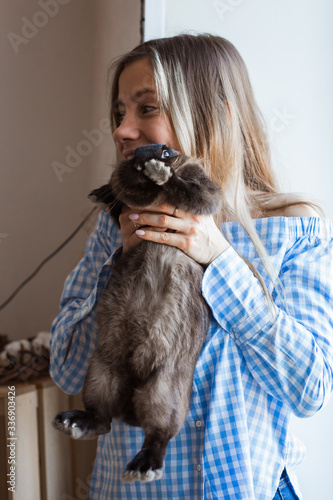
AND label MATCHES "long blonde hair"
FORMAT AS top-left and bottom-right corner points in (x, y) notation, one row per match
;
(108, 34), (319, 298)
